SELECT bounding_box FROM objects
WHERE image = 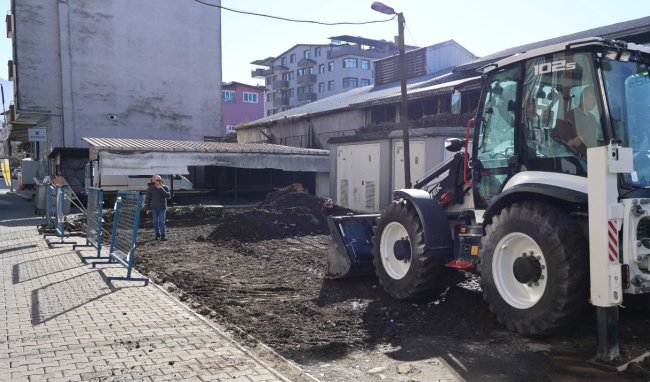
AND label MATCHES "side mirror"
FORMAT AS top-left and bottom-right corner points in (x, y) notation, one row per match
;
(445, 138), (465, 152)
